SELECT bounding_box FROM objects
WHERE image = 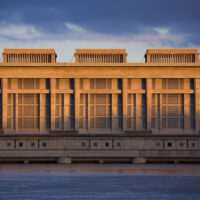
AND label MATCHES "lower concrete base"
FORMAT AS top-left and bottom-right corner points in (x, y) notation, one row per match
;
(56, 157), (72, 164)
(132, 157), (146, 164)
